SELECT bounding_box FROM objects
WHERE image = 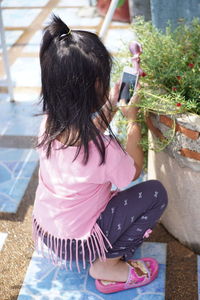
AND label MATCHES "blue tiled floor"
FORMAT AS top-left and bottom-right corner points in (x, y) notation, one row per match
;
(58, 0), (90, 6)
(13, 91), (40, 103)
(0, 148), (38, 213)
(8, 57), (41, 87)
(0, 30), (23, 52)
(0, 232), (7, 251)
(2, 9), (42, 27)
(17, 242), (167, 300)
(2, 0), (49, 7)
(0, 100), (42, 136)
(0, 93), (10, 101)
(198, 256), (200, 300)
(43, 8), (101, 27)
(23, 30), (42, 53)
